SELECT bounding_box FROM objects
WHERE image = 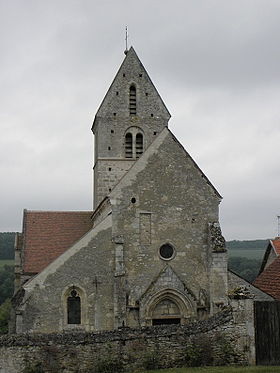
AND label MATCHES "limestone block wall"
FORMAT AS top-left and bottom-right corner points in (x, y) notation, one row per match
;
(14, 217), (115, 334)
(0, 305), (255, 373)
(93, 118), (168, 207)
(93, 158), (134, 207)
(110, 130), (222, 324)
(210, 251), (229, 311)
